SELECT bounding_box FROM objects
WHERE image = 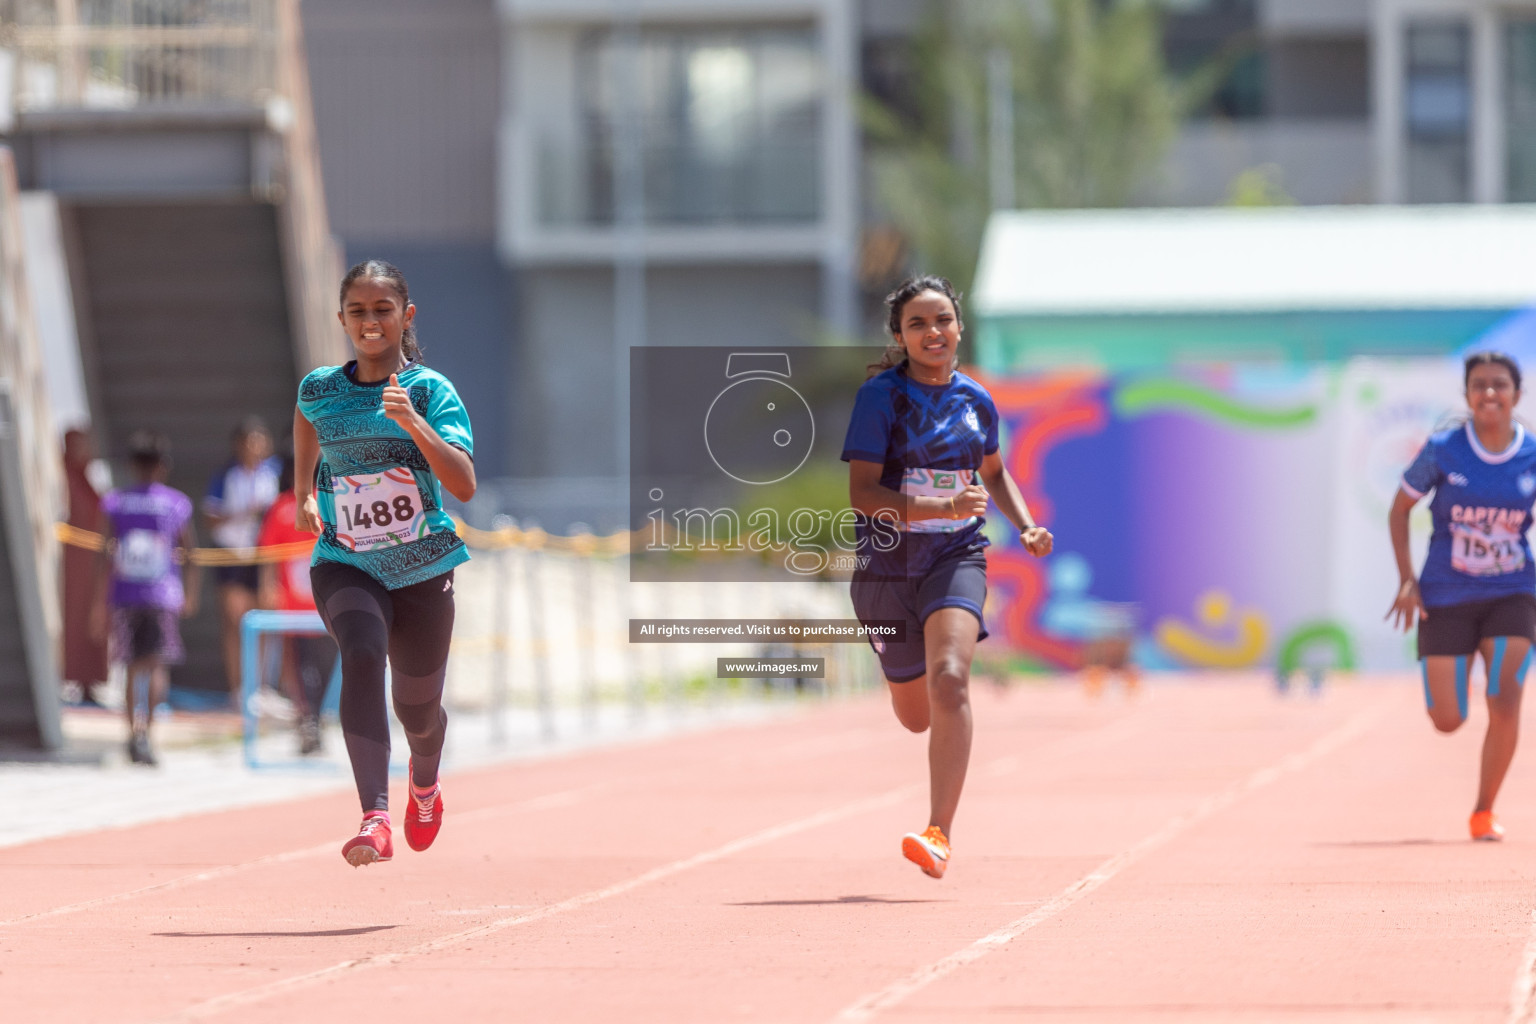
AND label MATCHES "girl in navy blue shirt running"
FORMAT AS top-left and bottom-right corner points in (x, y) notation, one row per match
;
(842, 276), (1052, 879)
(1388, 351), (1536, 841)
